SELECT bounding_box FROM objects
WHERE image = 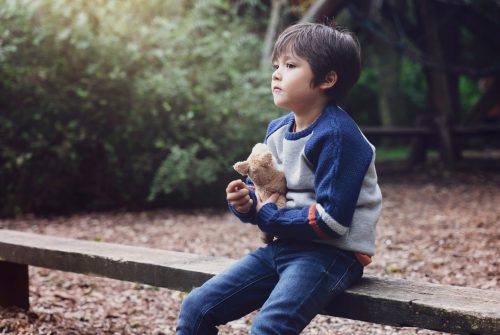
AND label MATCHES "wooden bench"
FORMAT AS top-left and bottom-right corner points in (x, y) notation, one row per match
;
(0, 229), (499, 334)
